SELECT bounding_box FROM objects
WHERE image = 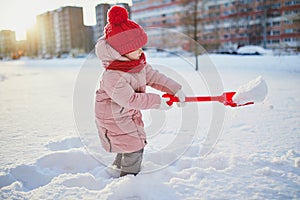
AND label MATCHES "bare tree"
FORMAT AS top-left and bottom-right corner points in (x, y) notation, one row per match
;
(179, 0), (202, 71)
